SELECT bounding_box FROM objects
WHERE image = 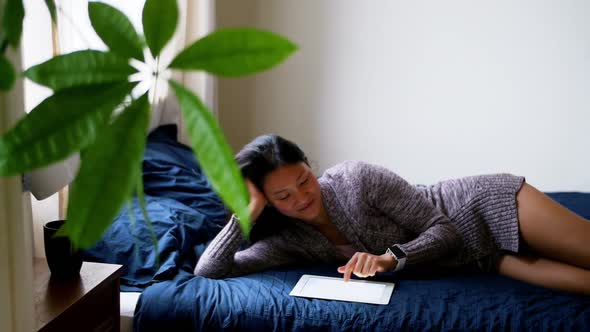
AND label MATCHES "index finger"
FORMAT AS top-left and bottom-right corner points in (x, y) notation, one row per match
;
(343, 254), (358, 282)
